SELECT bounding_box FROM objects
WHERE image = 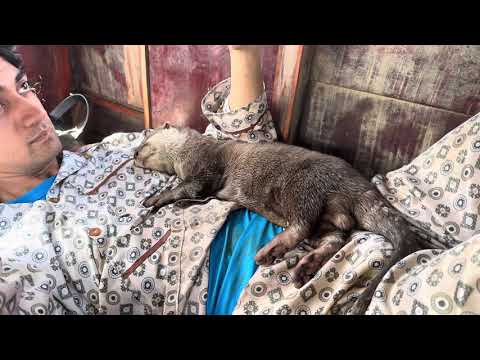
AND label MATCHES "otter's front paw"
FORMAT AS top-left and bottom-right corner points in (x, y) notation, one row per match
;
(254, 238), (291, 266)
(291, 239), (344, 288)
(143, 193), (172, 208)
(255, 228), (305, 266)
